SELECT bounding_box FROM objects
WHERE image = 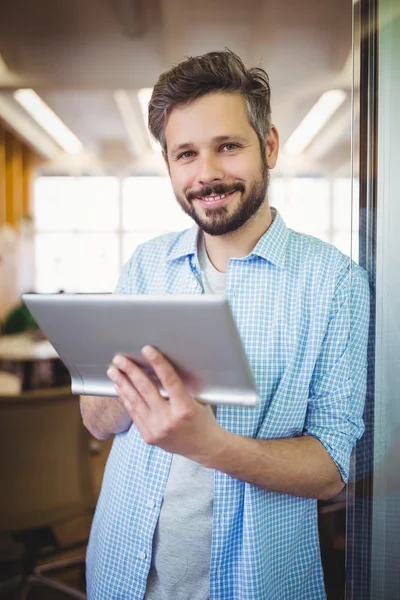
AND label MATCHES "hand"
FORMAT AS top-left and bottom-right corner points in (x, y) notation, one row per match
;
(107, 346), (225, 464)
